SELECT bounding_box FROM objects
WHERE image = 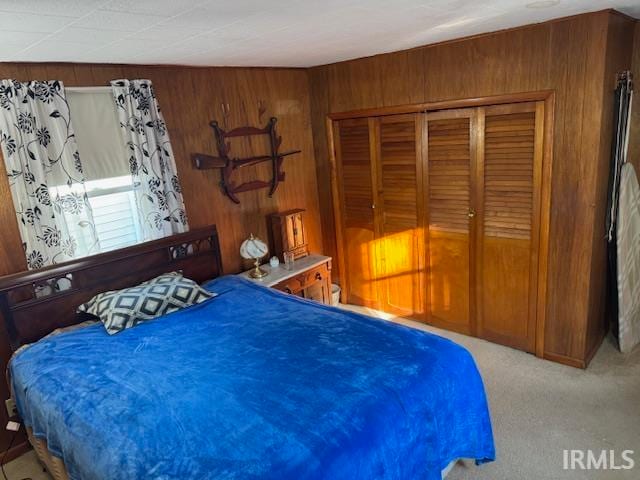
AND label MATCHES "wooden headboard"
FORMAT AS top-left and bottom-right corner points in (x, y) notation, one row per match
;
(0, 226), (223, 350)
